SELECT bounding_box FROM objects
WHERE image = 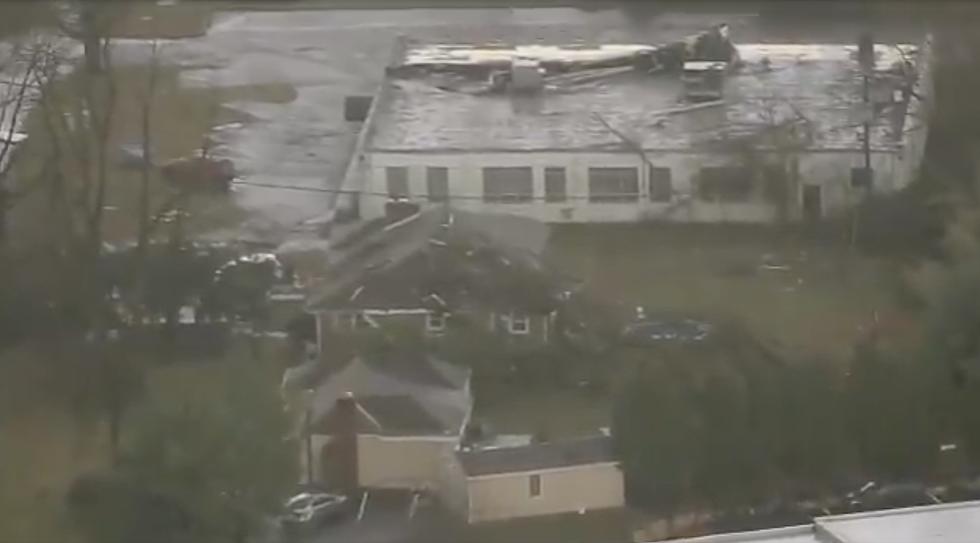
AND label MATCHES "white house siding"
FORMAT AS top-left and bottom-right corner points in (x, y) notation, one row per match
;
(357, 435), (458, 489)
(465, 463), (625, 523)
(360, 148), (906, 224)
